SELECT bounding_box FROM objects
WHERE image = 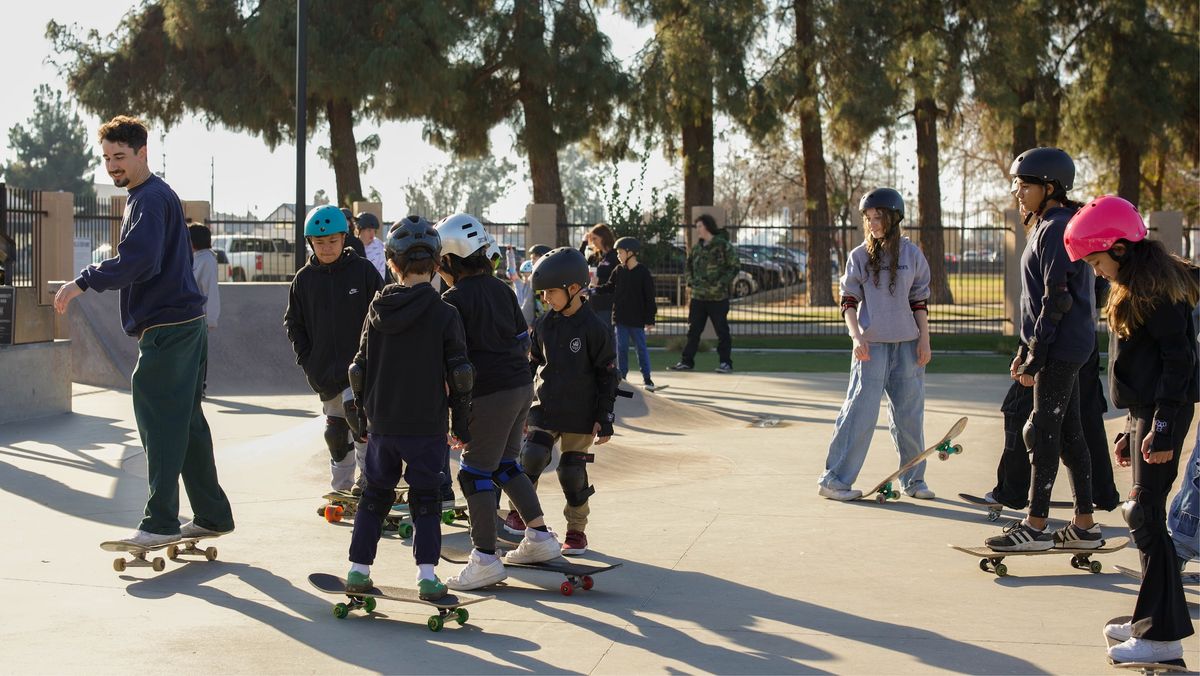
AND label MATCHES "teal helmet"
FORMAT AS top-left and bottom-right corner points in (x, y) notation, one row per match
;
(304, 205), (348, 237)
